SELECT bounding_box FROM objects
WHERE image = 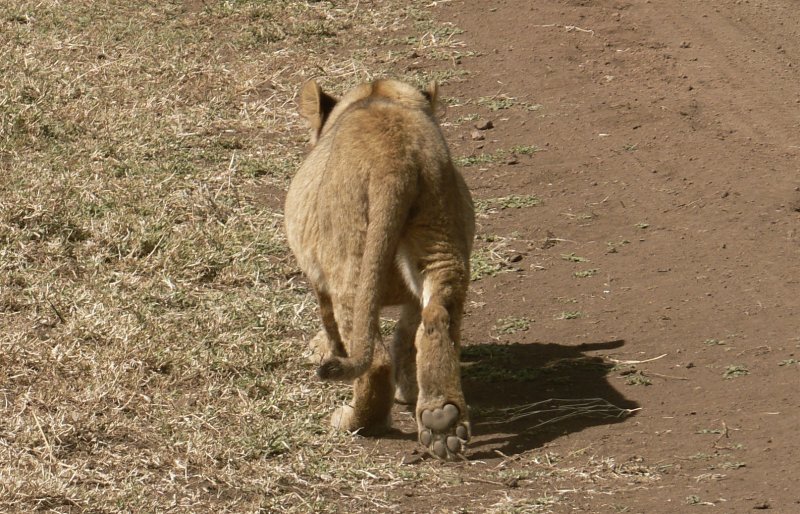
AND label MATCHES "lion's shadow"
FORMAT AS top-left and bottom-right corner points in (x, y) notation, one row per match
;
(460, 339), (637, 459)
(381, 339), (637, 458)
